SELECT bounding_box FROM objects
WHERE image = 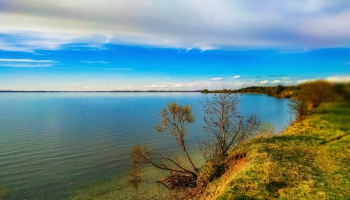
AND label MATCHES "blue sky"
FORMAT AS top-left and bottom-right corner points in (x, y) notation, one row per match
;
(0, 0), (350, 91)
